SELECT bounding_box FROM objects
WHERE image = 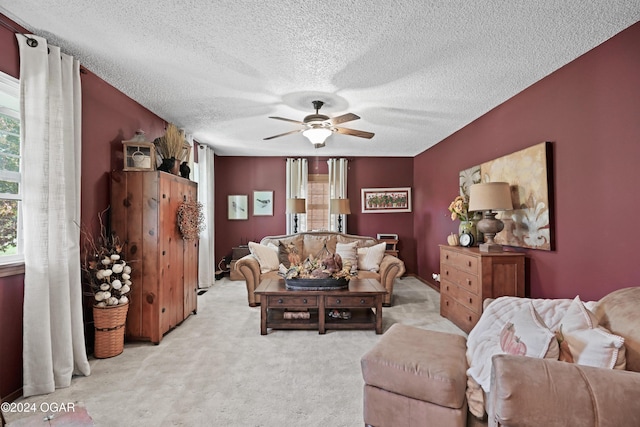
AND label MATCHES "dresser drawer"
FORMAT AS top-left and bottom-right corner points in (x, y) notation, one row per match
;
(325, 296), (375, 307)
(446, 300), (480, 334)
(441, 249), (479, 275)
(268, 295), (318, 307)
(441, 266), (480, 295)
(455, 285), (482, 314)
